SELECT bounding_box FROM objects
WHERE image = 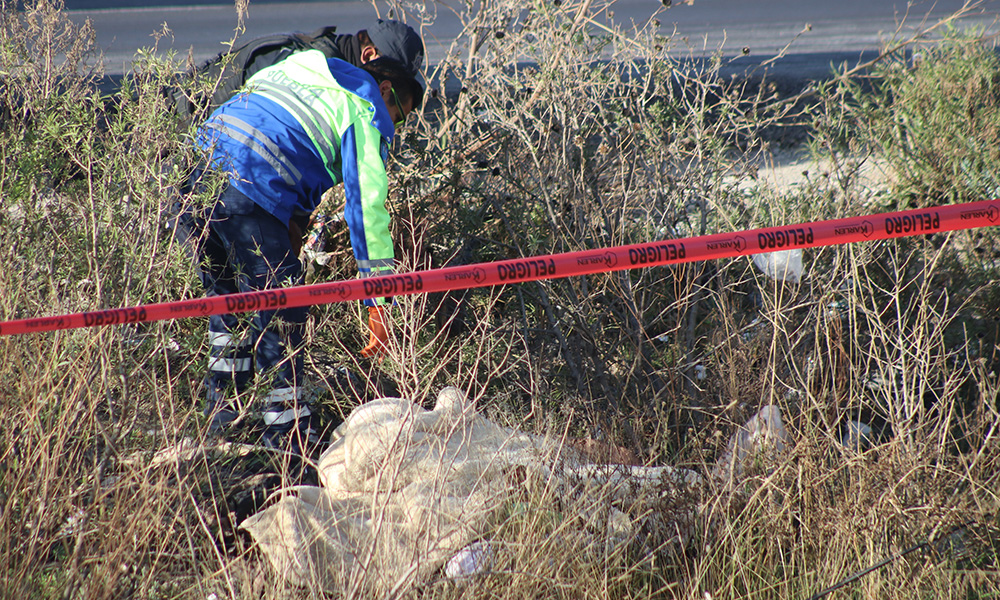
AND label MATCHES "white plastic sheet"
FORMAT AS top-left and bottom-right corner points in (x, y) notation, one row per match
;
(241, 390), (786, 594)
